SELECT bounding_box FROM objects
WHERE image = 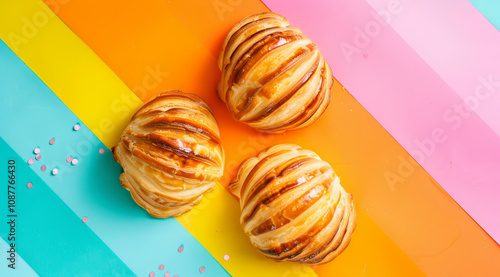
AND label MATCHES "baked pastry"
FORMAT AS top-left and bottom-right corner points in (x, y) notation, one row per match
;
(217, 12), (333, 133)
(229, 144), (356, 264)
(112, 91), (225, 218)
